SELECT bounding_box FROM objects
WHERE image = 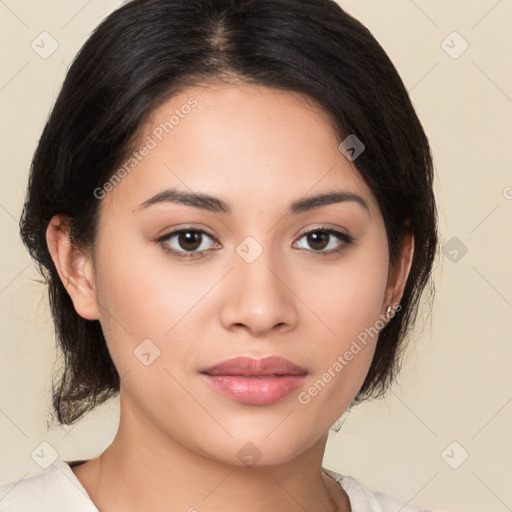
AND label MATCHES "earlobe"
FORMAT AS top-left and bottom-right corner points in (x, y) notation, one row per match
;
(46, 214), (101, 321)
